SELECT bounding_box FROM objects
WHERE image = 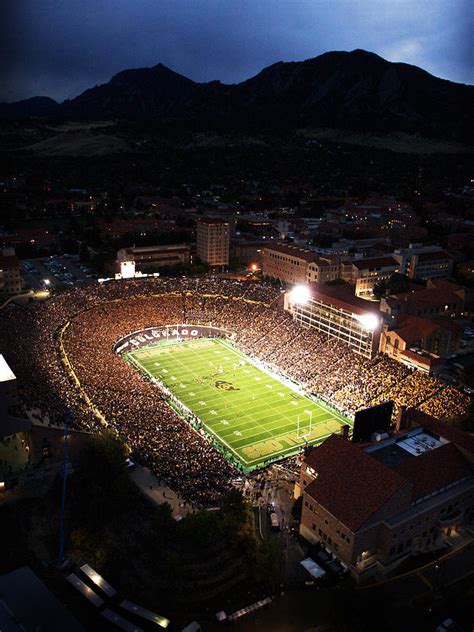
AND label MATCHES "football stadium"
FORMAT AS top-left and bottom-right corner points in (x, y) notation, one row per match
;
(0, 277), (469, 505)
(124, 335), (349, 471)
